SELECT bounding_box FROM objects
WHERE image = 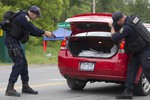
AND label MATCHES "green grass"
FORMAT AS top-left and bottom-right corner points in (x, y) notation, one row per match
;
(0, 40), (61, 65)
(26, 41), (61, 64)
(0, 62), (12, 66)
